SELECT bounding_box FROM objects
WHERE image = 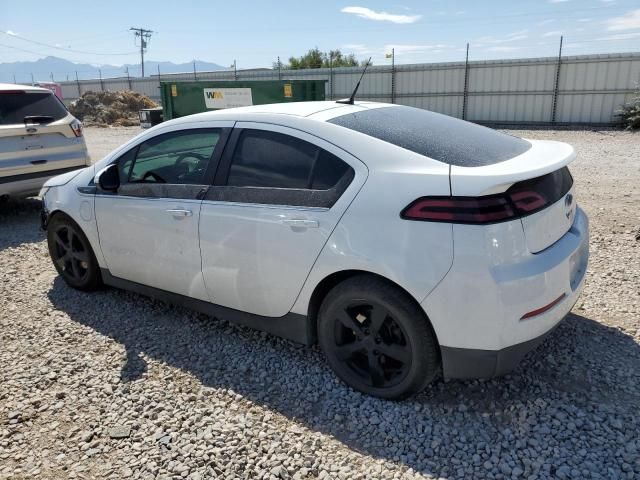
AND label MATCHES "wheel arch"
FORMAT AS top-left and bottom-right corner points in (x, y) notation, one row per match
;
(306, 269), (442, 350)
